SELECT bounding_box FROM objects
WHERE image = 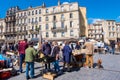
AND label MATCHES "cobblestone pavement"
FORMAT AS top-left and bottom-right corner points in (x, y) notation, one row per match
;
(8, 53), (120, 80)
